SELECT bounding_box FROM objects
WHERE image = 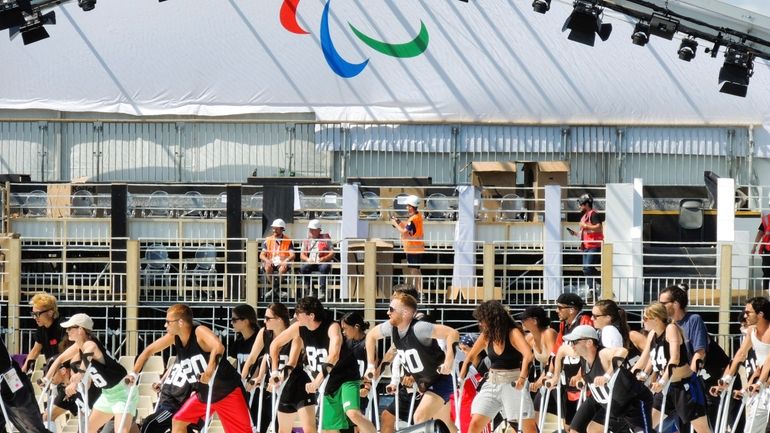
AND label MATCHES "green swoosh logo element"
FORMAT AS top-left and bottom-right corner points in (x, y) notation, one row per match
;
(348, 20), (429, 58)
